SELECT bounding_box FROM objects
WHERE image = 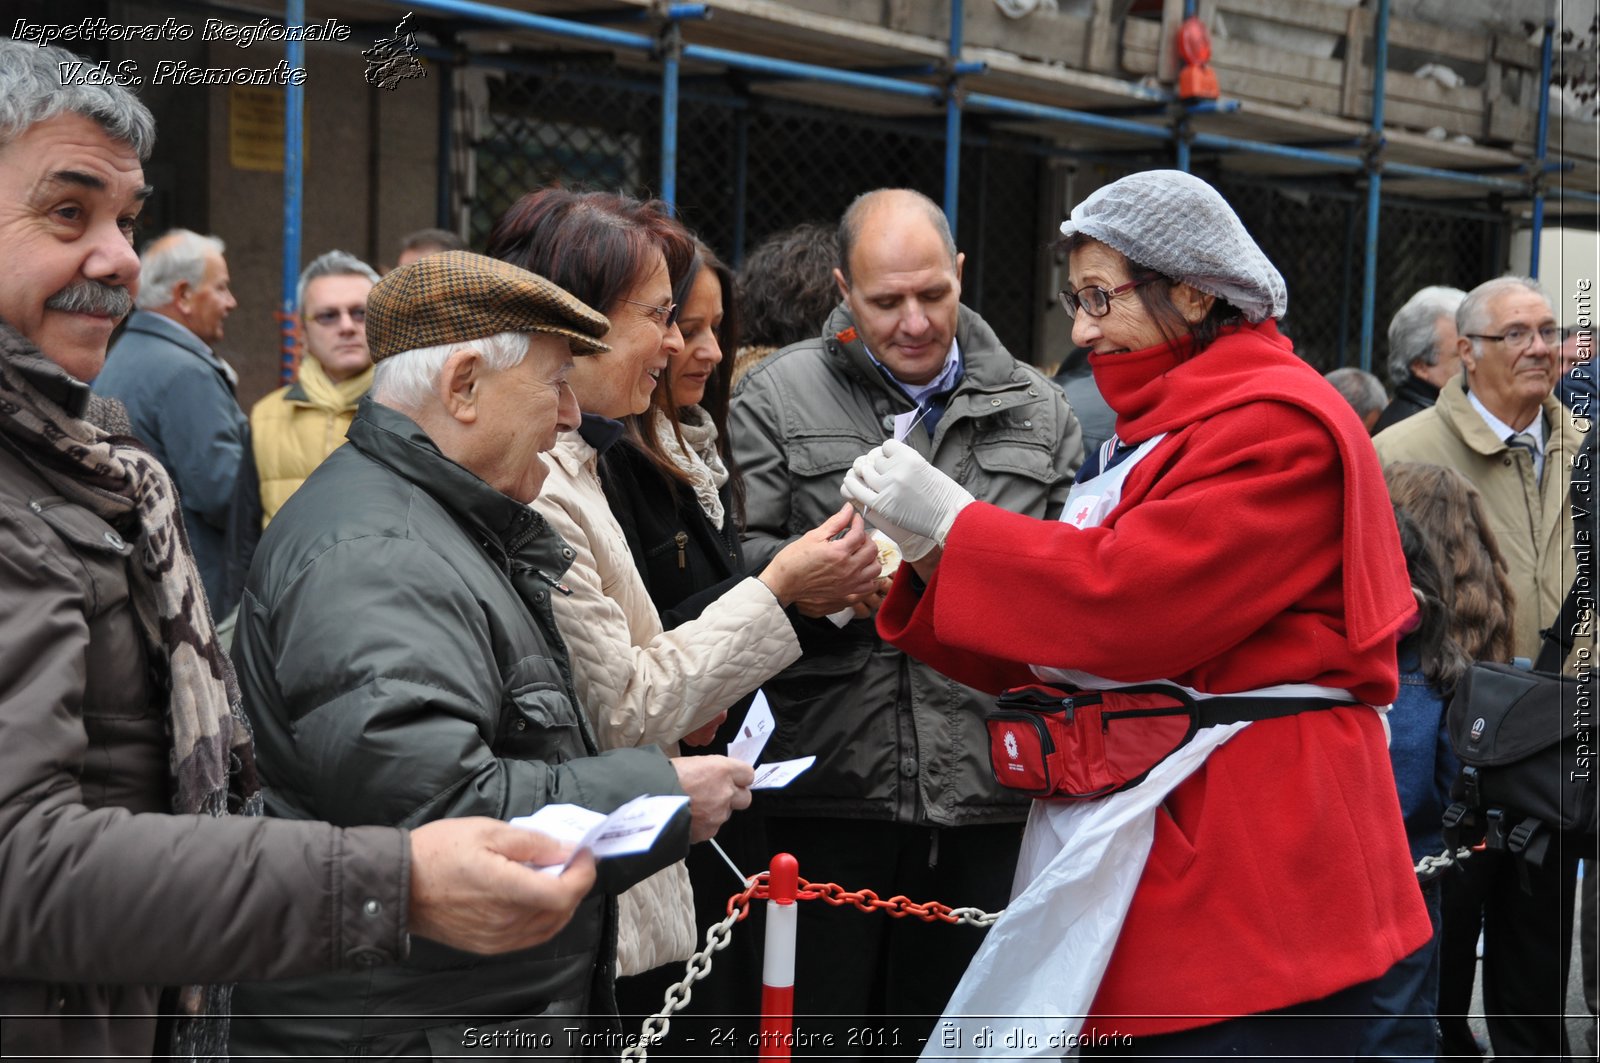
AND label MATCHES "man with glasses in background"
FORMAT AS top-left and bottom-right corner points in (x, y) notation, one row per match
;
(249, 250), (382, 526)
(1375, 275), (1588, 1062)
